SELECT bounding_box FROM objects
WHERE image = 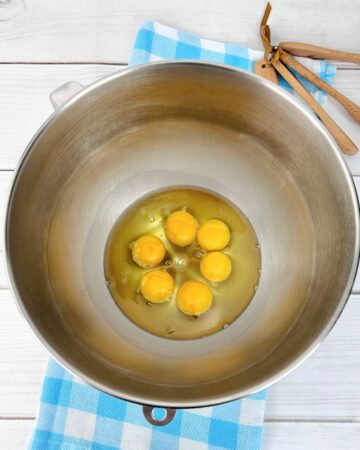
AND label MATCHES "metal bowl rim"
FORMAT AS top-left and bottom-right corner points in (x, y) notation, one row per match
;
(4, 60), (360, 407)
